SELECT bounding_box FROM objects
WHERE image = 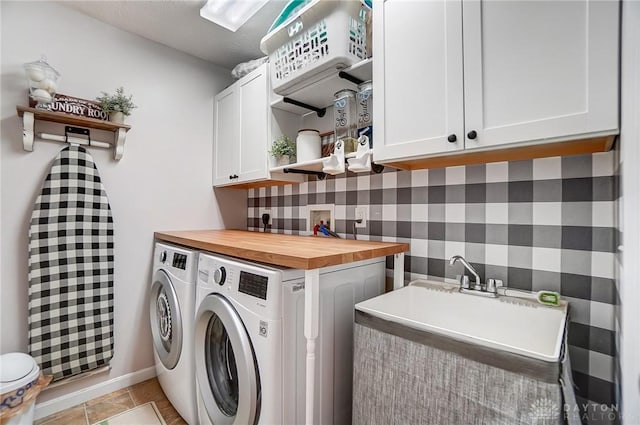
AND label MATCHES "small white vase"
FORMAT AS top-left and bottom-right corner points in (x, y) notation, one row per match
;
(109, 111), (125, 123)
(276, 155), (290, 166)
